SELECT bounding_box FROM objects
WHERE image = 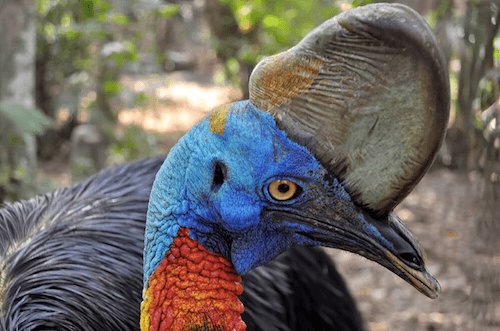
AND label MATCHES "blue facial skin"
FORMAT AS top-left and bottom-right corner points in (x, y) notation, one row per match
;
(143, 100), (383, 286)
